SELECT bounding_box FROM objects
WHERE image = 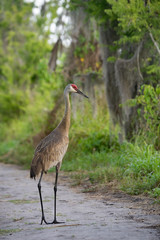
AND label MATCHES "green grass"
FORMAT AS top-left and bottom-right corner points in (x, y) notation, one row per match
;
(0, 228), (22, 235)
(120, 144), (160, 195)
(9, 199), (39, 204)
